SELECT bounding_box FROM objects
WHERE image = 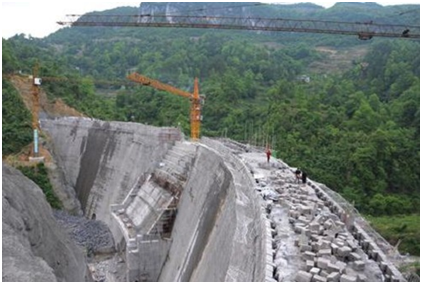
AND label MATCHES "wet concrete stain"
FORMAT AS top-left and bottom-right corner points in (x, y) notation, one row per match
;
(75, 122), (116, 213)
